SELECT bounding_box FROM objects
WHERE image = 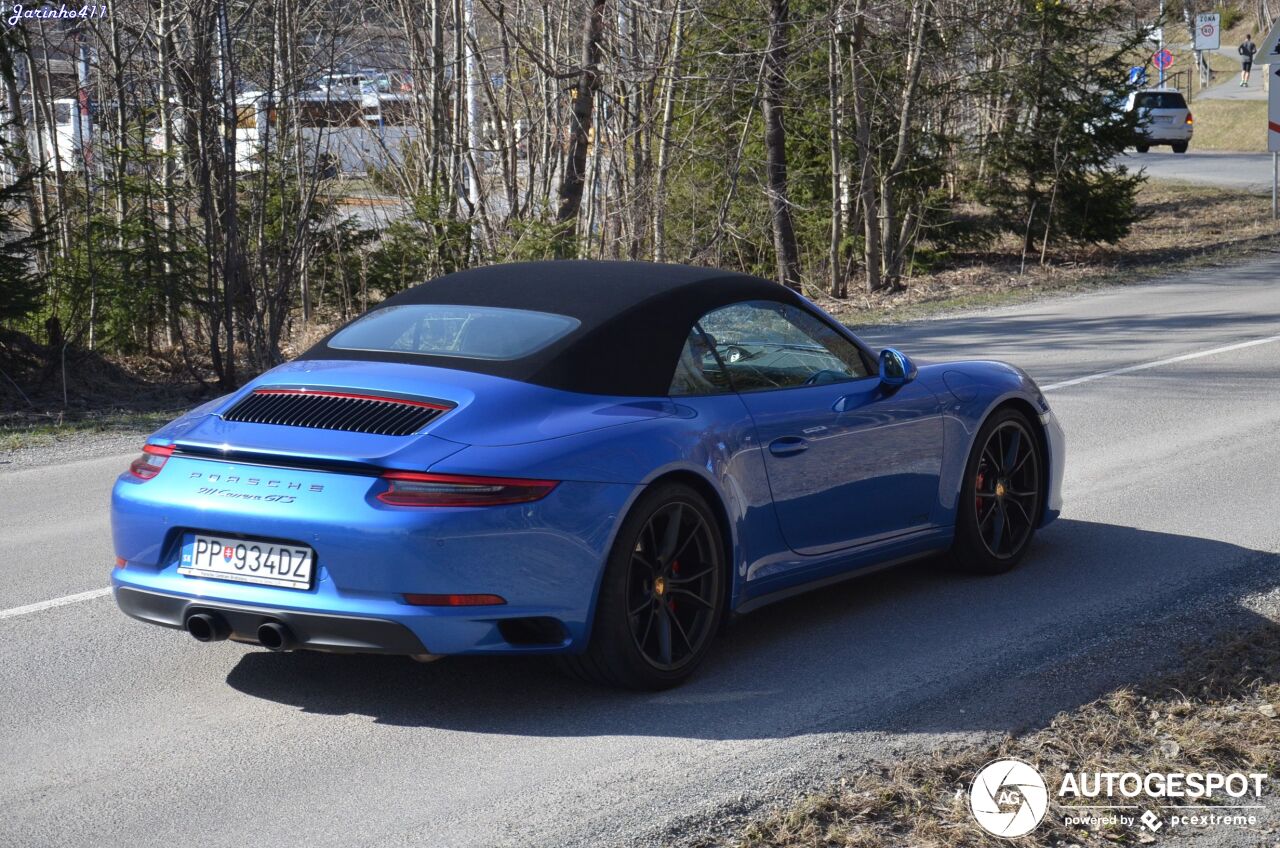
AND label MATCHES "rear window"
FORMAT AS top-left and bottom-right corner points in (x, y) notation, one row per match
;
(1134, 92), (1187, 110)
(328, 304), (580, 361)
